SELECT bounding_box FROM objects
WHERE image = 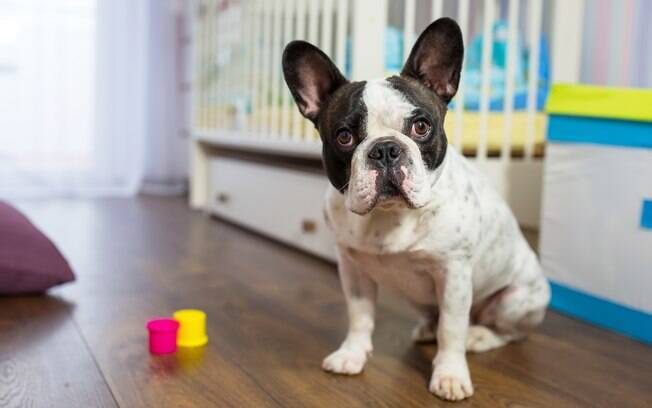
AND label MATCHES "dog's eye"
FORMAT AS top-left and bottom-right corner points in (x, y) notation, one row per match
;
(411, 119), (431, 140)
(335, 129), (354, 147)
